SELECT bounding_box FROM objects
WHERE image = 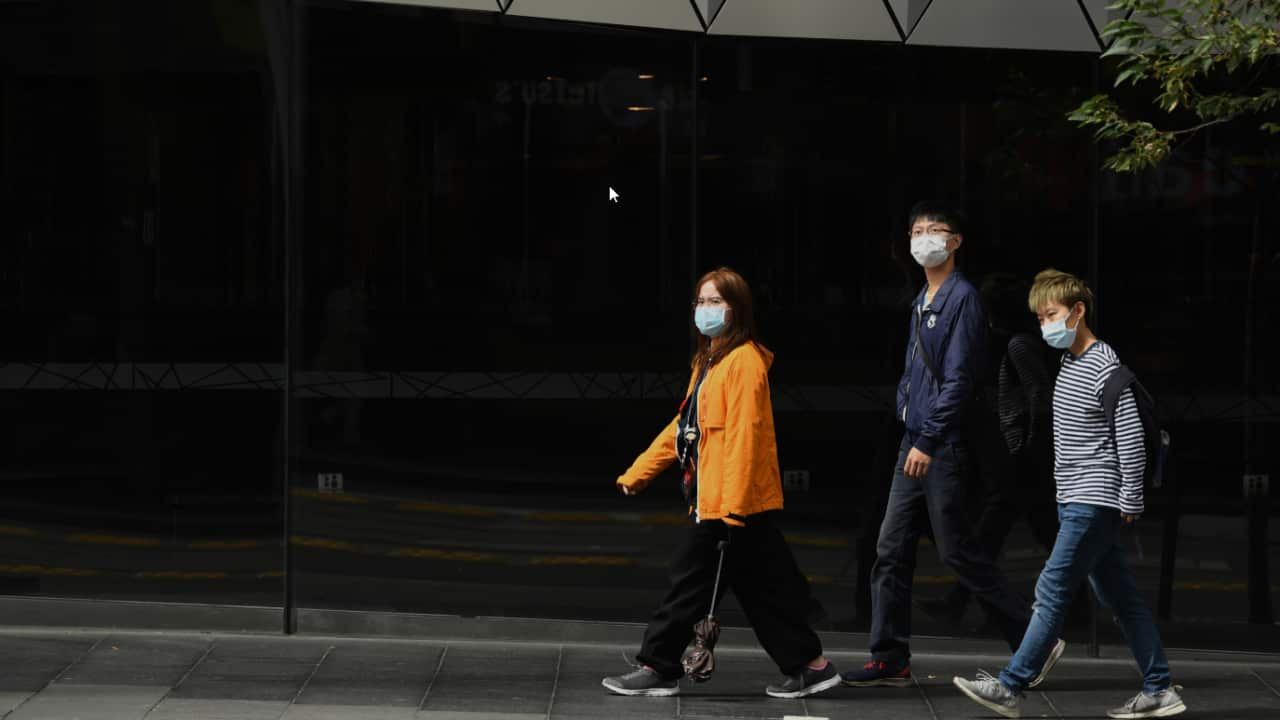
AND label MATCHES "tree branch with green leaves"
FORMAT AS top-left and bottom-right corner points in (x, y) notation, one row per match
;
(1068, 0), (1280, 172)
